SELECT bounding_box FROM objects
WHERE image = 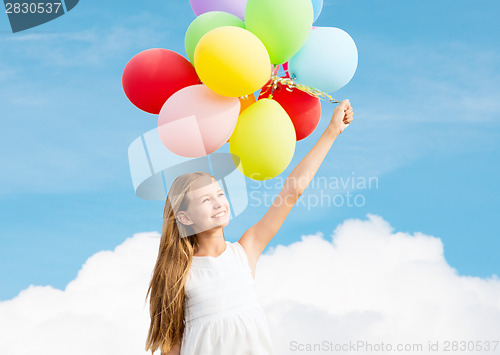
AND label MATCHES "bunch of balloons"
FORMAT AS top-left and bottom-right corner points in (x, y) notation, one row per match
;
(122, 0), (358, 181)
